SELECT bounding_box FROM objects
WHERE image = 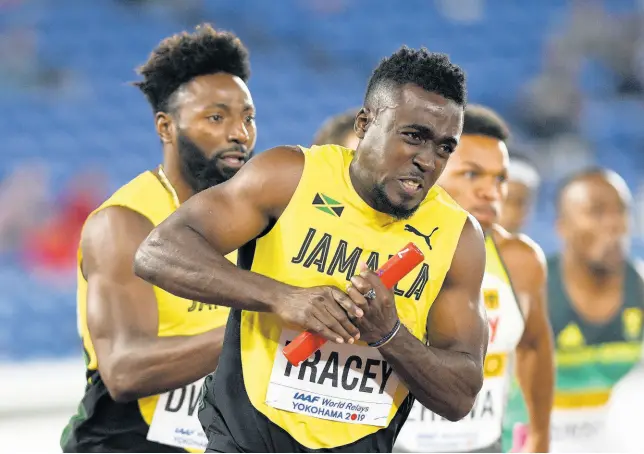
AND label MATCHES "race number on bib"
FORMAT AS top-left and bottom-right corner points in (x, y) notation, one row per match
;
(147, 378), (207, 451)
(266, 329), (400, 427)
(396, 353), (508, 452)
